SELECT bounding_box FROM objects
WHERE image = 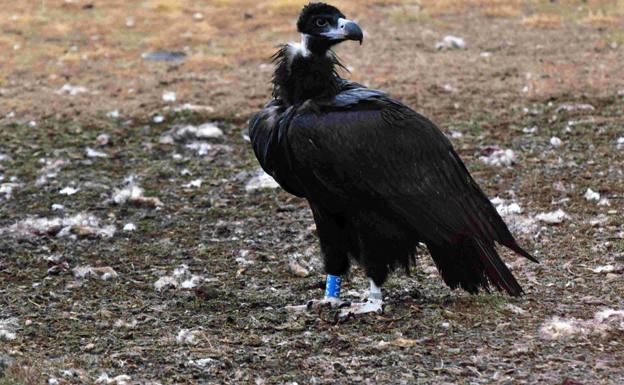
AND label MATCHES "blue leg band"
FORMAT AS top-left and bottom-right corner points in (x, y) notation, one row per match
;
(325, 274), (341, 298)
